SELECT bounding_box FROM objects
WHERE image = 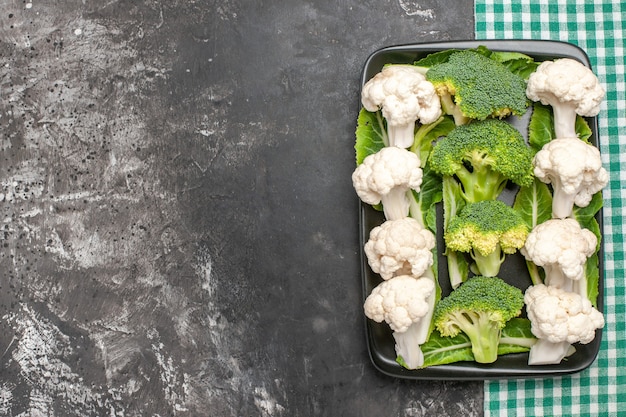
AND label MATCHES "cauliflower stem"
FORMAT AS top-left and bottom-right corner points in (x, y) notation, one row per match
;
(387, 123), (418, 150)
(550, 176), (581, 219)
(381, 187), (413, 222)
(393, 323), (426, 369)
(528, 339), (575, 366)
(548, 97), (579, 139)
